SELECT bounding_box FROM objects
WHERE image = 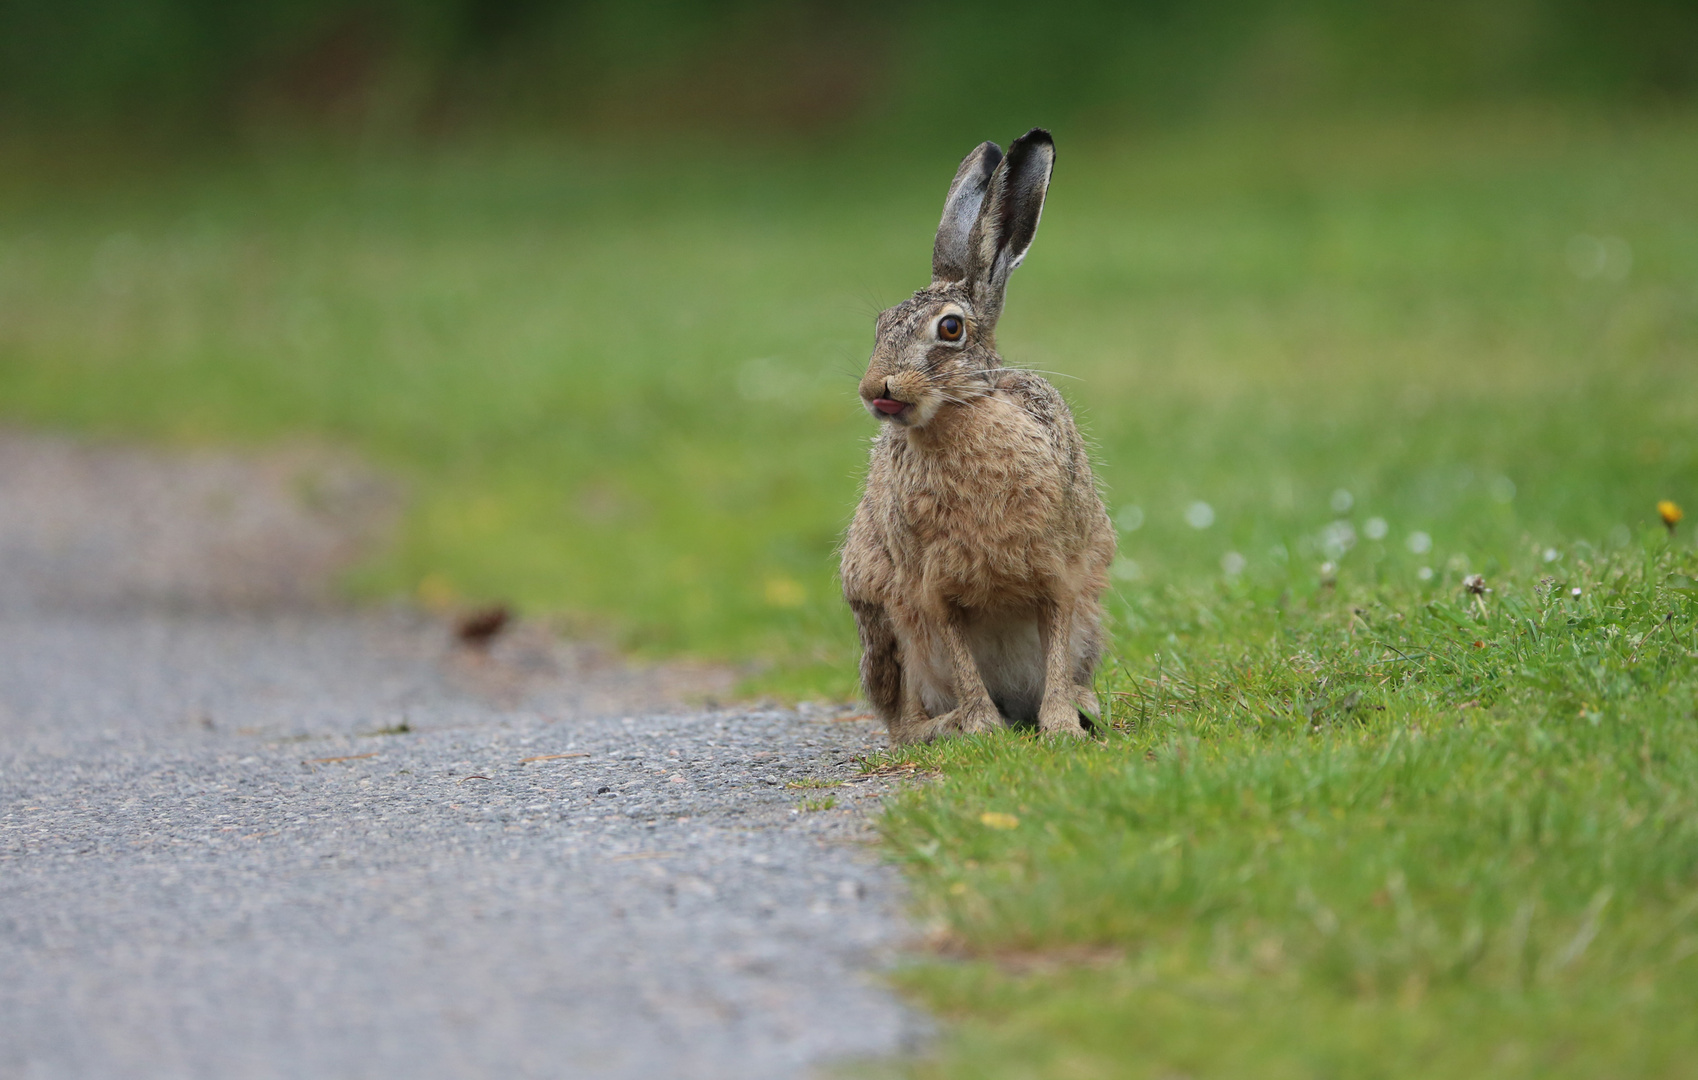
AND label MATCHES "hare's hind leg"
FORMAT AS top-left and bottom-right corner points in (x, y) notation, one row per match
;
(853, 599), (949, 746)
(889, 679), (953, 745)
(851, 599), (902, 730)
(1038, 598), (1089, 737)
(1070, 603), (1106, 729)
